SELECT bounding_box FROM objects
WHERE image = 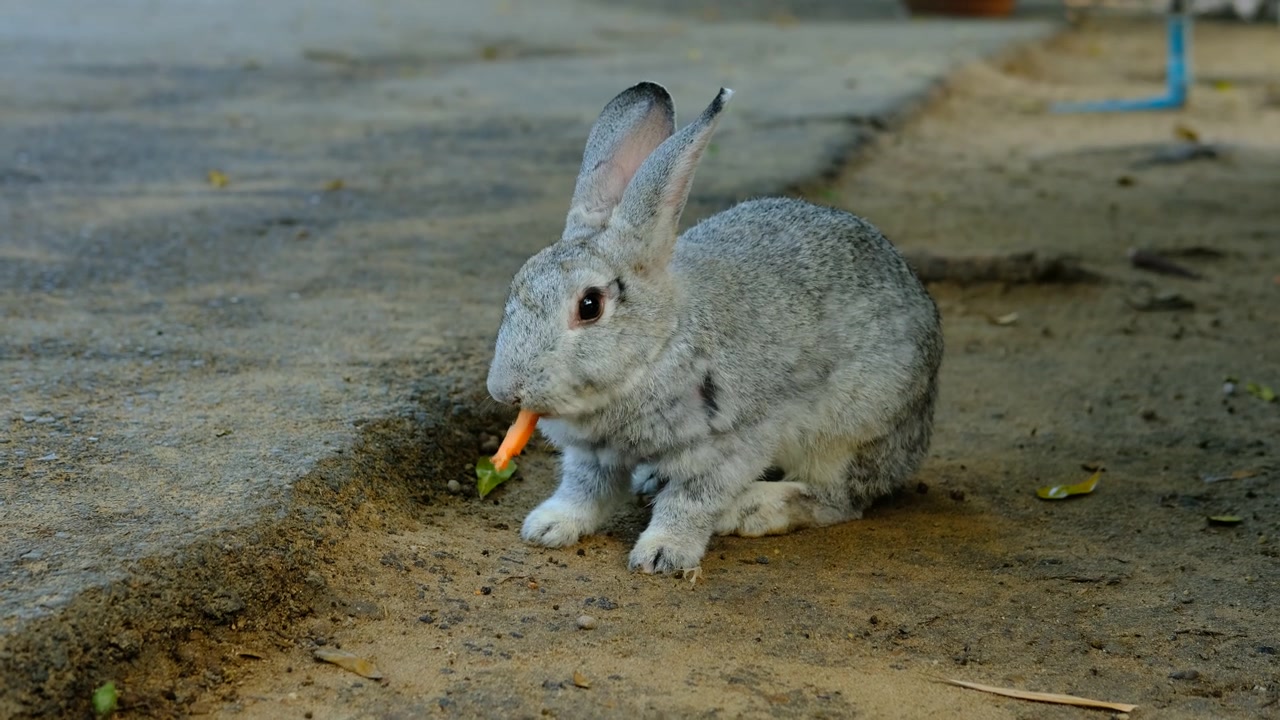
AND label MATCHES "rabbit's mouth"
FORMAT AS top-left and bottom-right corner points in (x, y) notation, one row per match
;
(509, 397), (560, 419)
